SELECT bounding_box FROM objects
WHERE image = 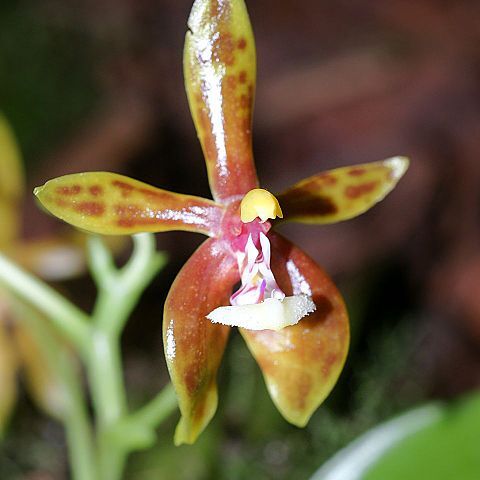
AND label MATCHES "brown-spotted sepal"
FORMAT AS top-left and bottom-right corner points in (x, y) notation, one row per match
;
(277, 157), (409, 225)
(184, 0), (258, 202)
(34, 172), (225, 237)
(240, 233), (349, 426)
(163, 239), (239, 445)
